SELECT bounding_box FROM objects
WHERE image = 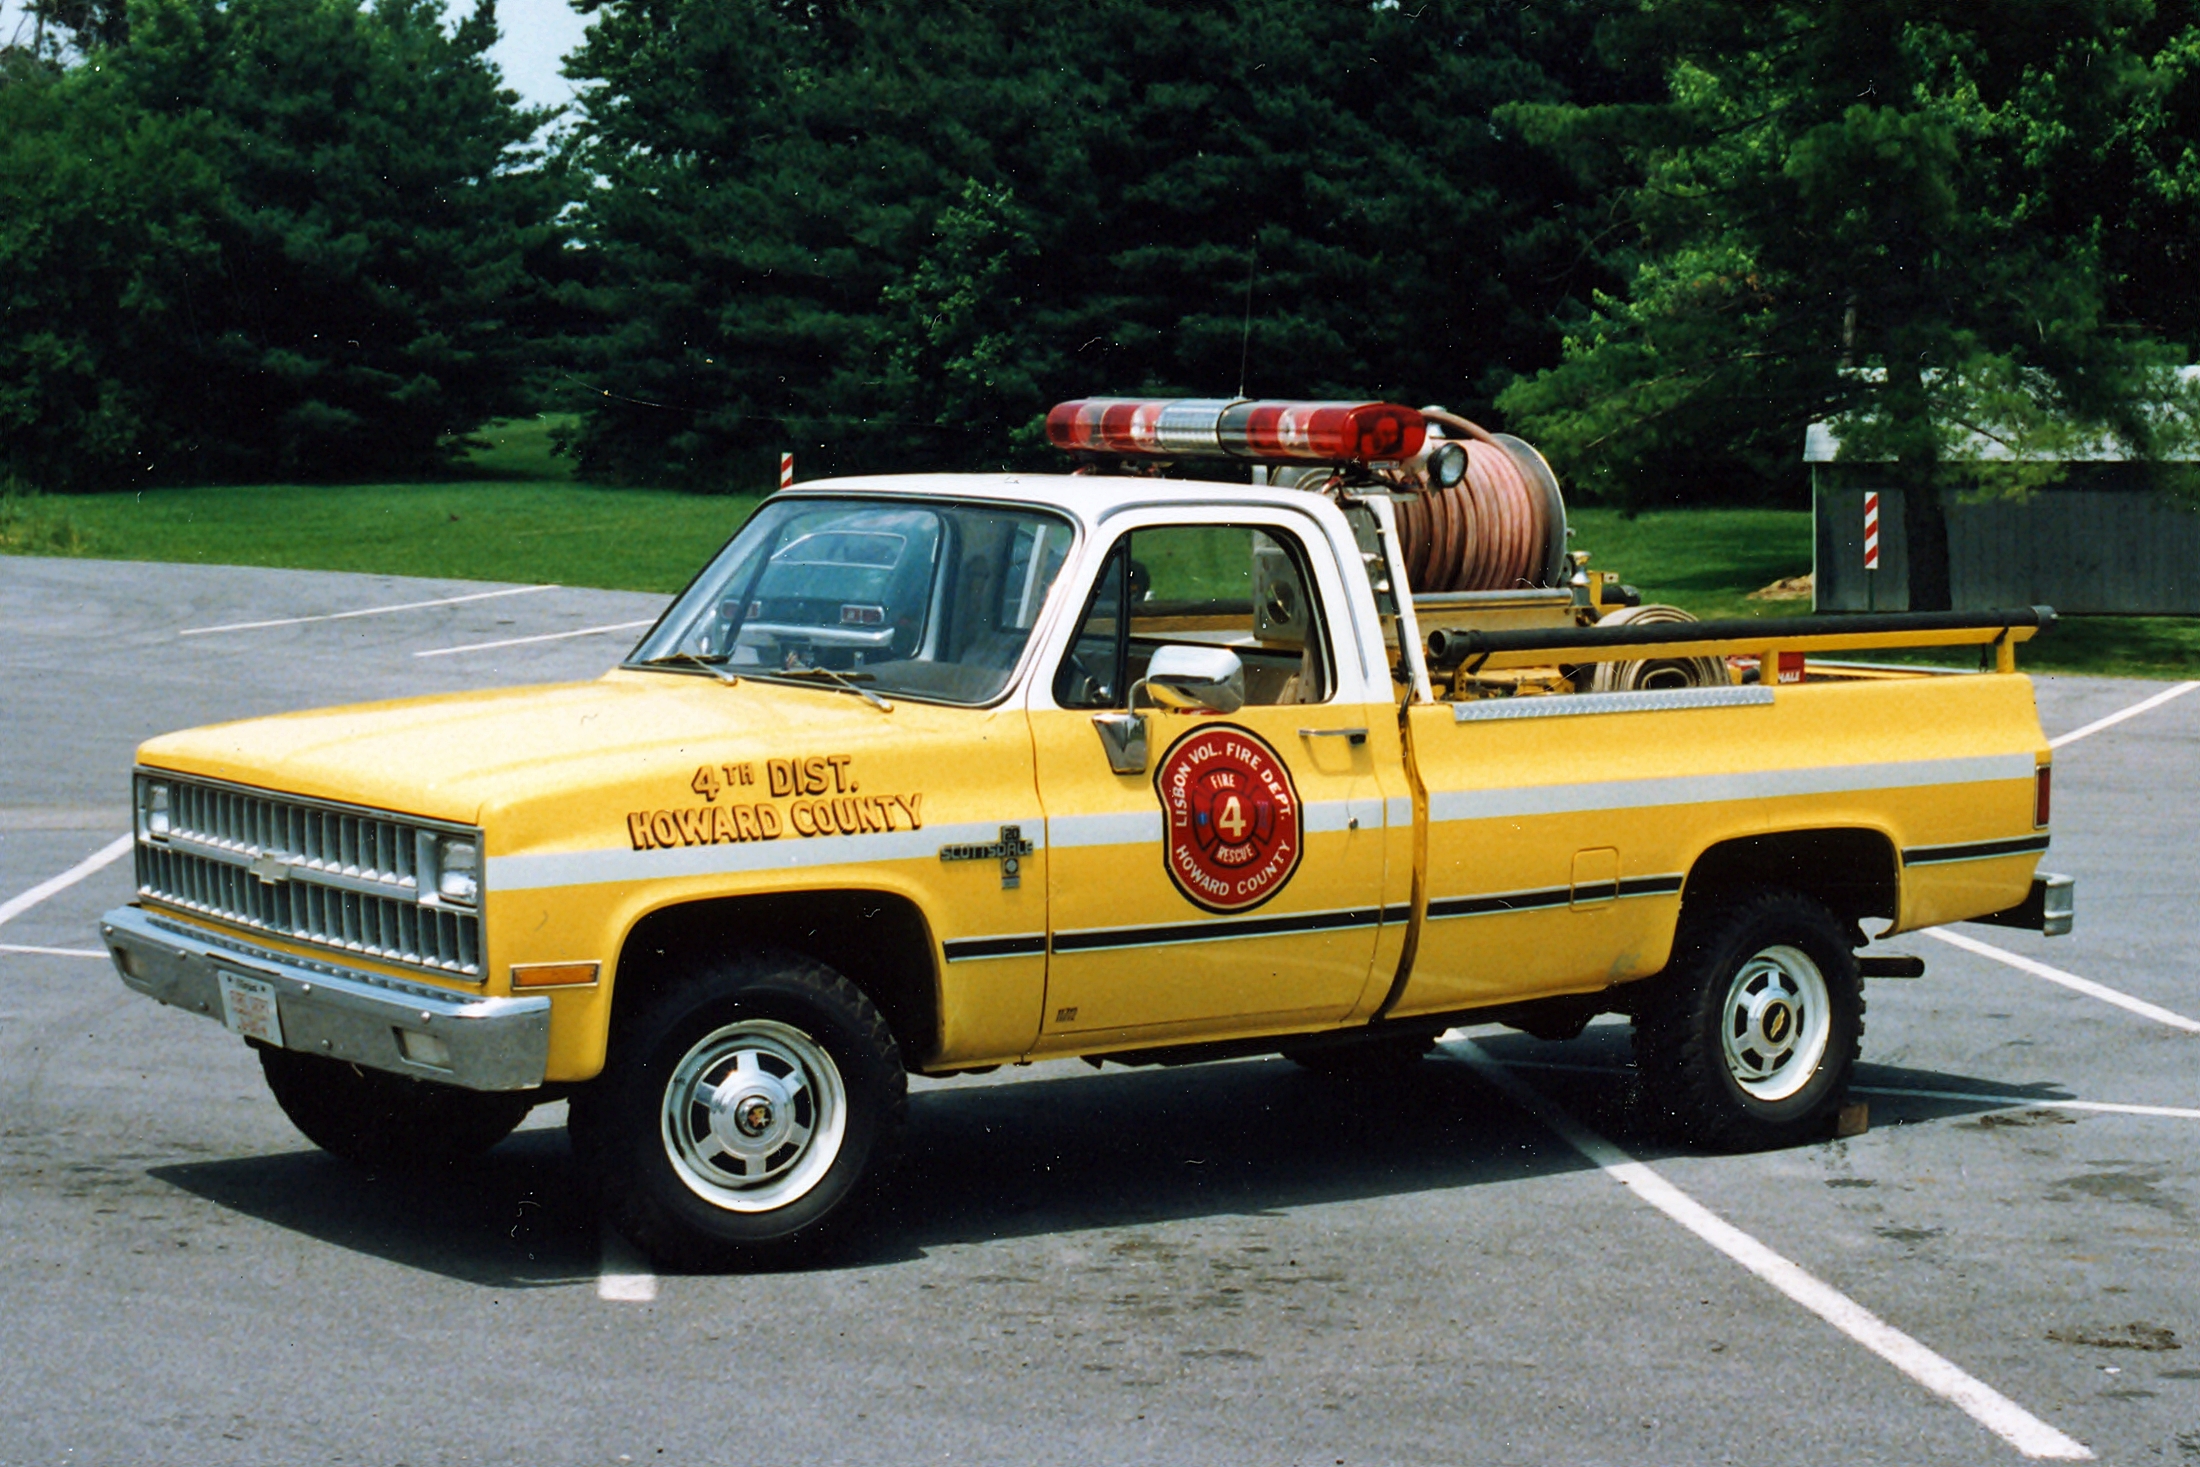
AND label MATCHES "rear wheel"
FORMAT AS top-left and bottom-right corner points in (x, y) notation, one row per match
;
(257, 1045), (534, 1170)
(572, 950), (905, 1271)
(1633, 890), (1863, 1149)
